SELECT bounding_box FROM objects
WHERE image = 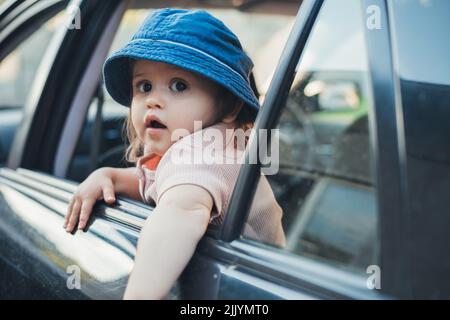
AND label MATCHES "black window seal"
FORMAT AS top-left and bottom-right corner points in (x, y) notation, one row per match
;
(361, 0), (410, 299)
